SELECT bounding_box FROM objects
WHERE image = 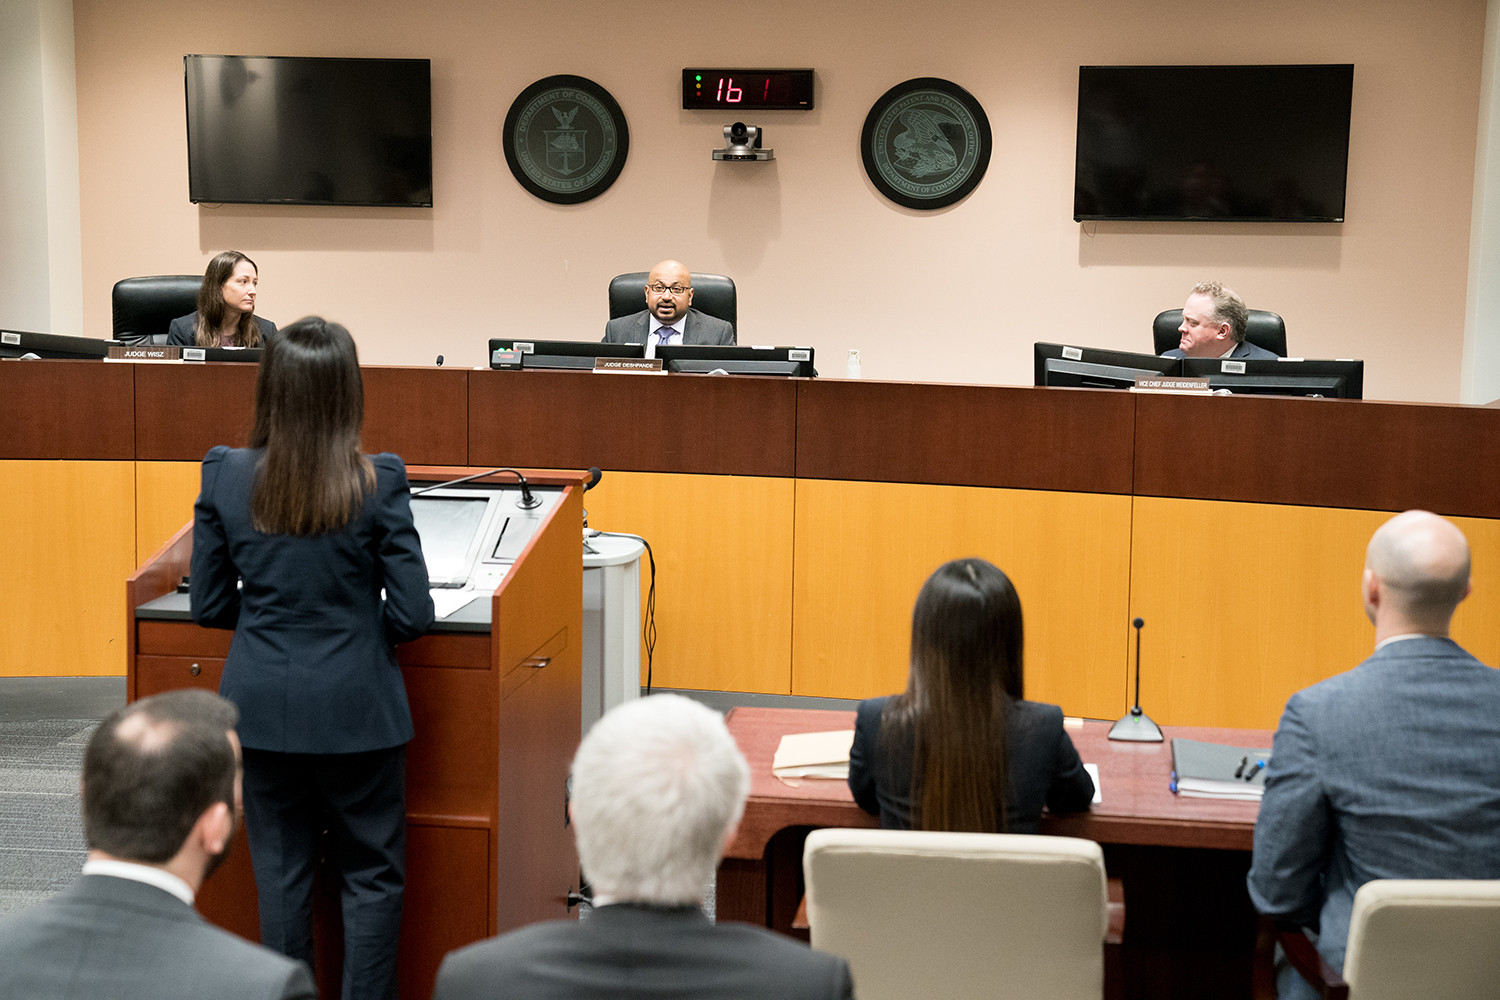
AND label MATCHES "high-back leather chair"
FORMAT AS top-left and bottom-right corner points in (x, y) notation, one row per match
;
(1280, 879), (1500, 1000)
(608, 271), (736, 331)
(803, 829), (1108, 1000)
(1152, 308), (1287, 357)
(111, 275), (201, 345)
